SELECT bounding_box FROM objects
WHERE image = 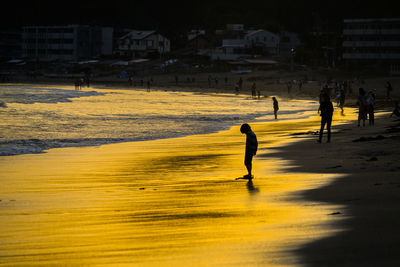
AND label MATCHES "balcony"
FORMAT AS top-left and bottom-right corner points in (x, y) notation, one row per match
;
(343, 53), (400, 59)
(343, 41), (400, 47)
(344, 29), (400, 35)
